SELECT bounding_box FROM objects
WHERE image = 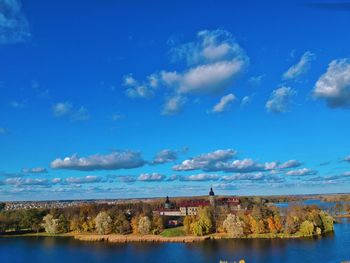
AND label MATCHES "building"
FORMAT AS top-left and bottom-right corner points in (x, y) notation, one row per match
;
(153, 187), (240, 218)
